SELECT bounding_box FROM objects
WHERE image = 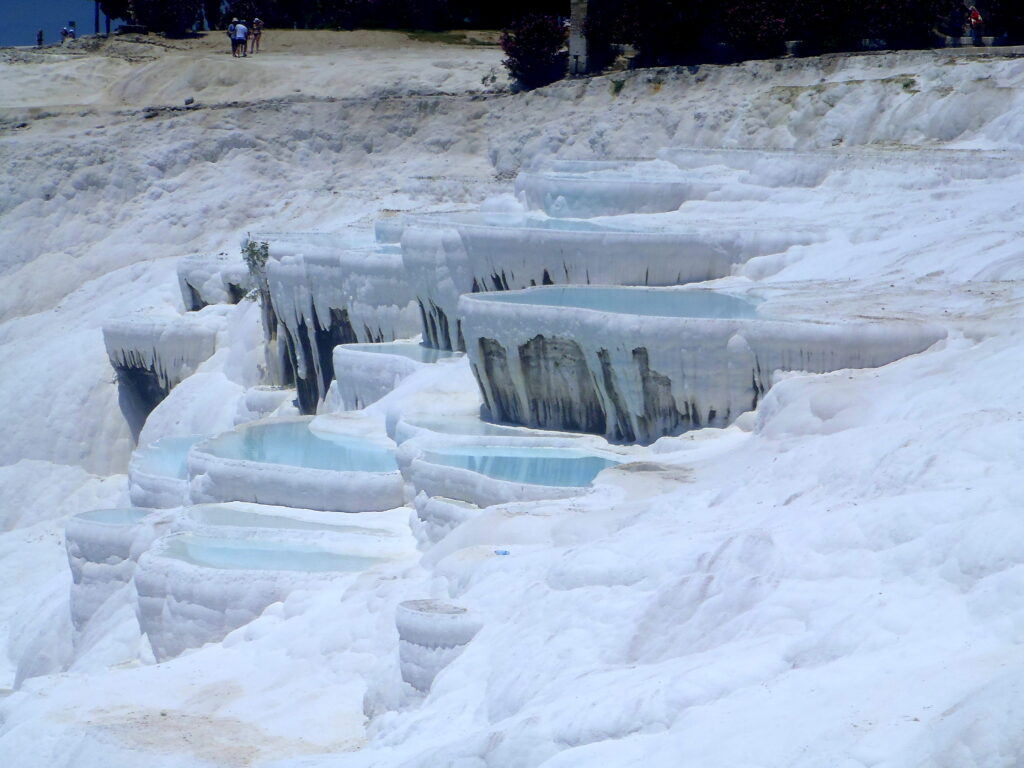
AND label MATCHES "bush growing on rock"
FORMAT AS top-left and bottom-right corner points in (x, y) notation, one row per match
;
(501, 14), (569, 89)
